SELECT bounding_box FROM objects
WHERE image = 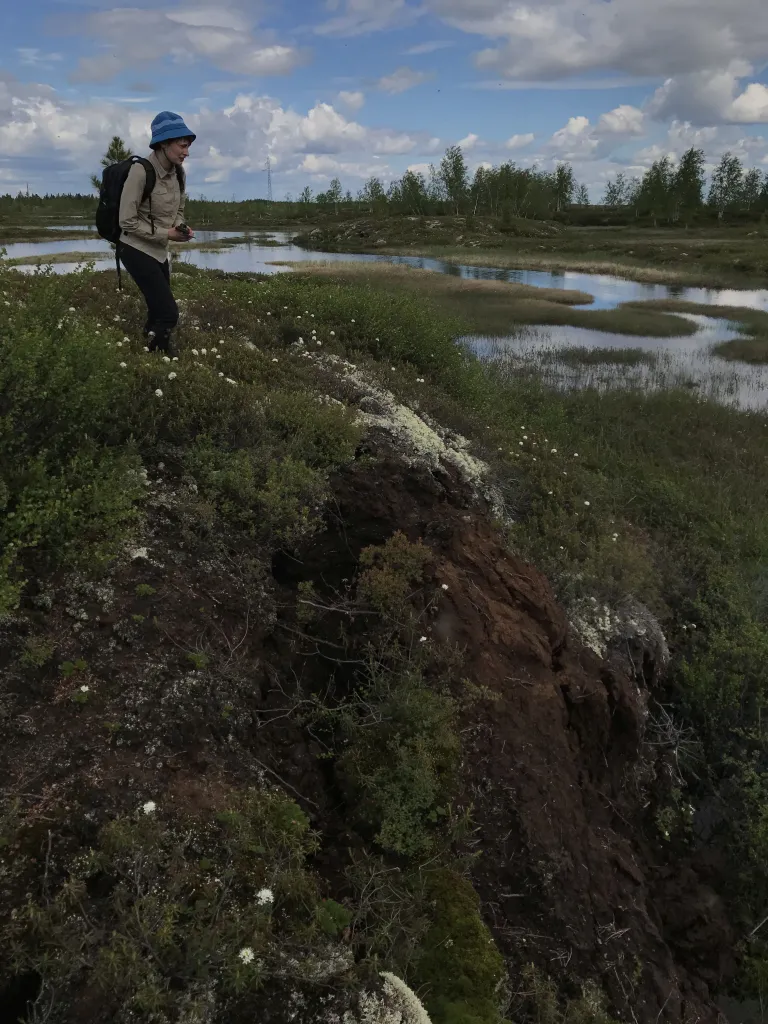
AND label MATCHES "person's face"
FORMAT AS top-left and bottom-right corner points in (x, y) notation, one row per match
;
(164, 137), (192, 165)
